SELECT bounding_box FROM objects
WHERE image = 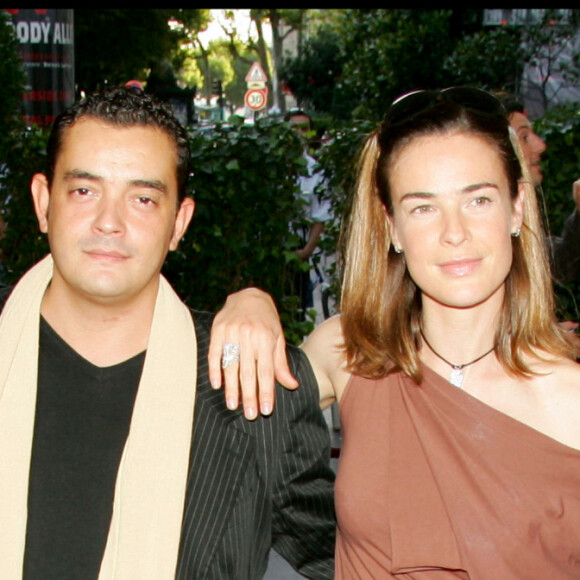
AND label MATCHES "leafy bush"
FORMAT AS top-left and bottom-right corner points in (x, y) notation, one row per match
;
(0, 127), (50, 282)
(162, 115), (316, 344)
(536, 103), (580, 321)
